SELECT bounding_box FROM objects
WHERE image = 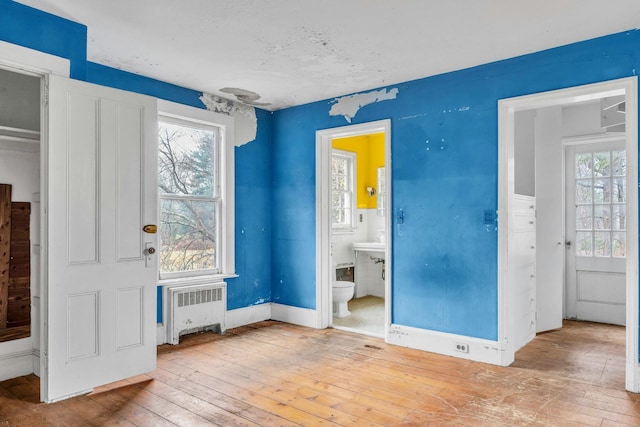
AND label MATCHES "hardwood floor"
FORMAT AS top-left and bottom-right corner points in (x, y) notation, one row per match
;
(1, 320), (639, 426)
